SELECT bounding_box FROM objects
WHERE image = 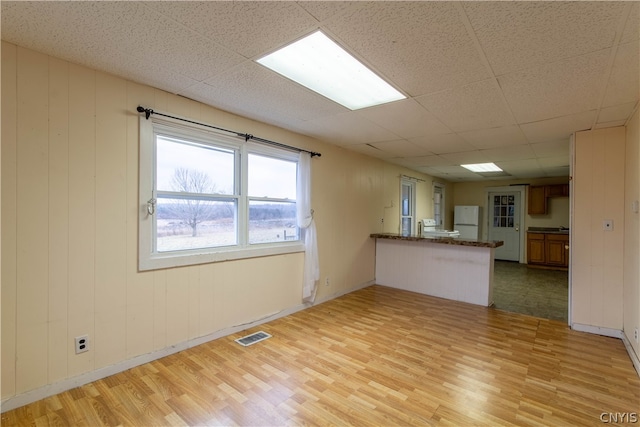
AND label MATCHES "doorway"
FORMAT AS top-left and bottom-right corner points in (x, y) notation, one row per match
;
(485, 185), (569, 323)
(488, 191), (522, 261)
